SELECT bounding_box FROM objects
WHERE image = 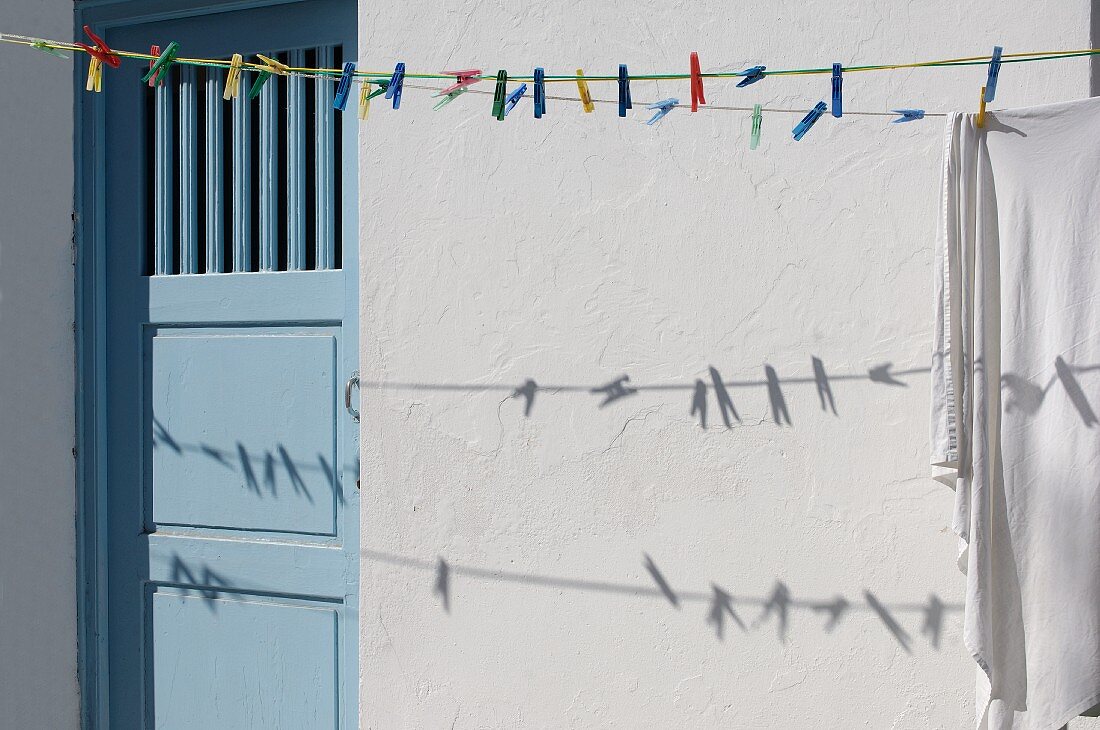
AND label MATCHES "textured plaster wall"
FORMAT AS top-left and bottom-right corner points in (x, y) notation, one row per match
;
(0, 2), (79, 728)
(359, 2), (1097, 728)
